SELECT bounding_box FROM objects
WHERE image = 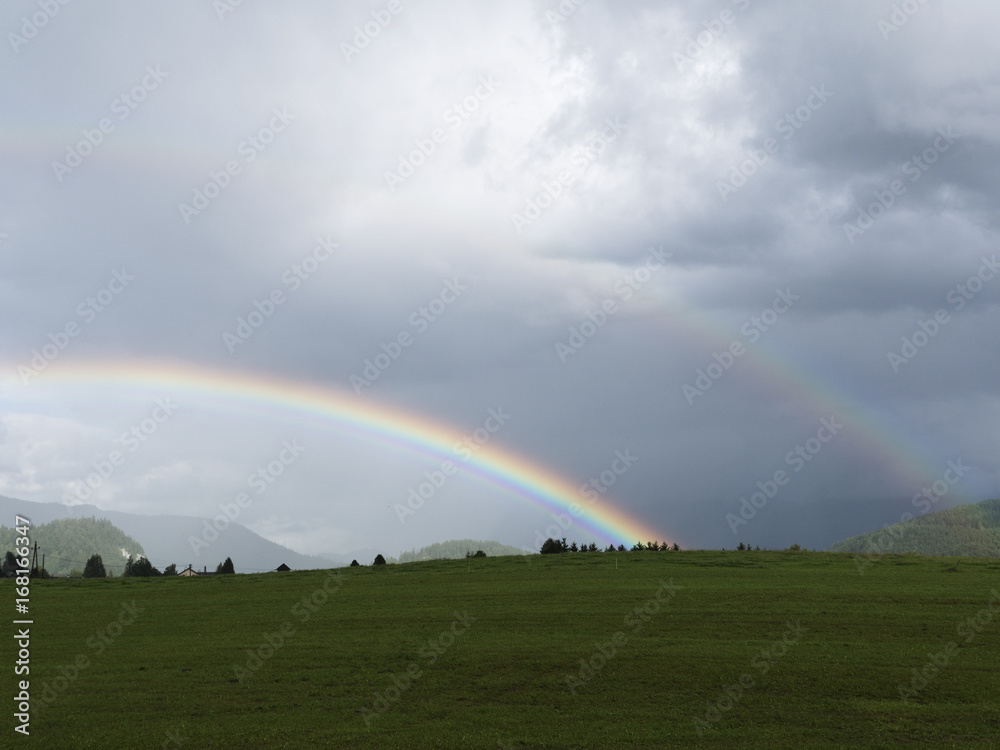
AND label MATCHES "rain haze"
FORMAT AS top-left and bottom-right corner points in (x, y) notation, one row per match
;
(2, 0), (999, 560)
